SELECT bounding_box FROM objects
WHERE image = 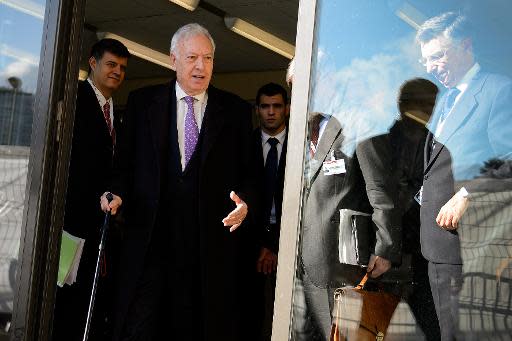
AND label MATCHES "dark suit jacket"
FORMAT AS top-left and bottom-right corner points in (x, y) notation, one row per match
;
(110, 80), (256, 340)
(251, 128), (287, 253)
(53, 80), (115, 341)
(421, 70), (512, 264)
(389, 118), (427, 255)
(65, 80), (114, 236)
(301, 115), (400, 289)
